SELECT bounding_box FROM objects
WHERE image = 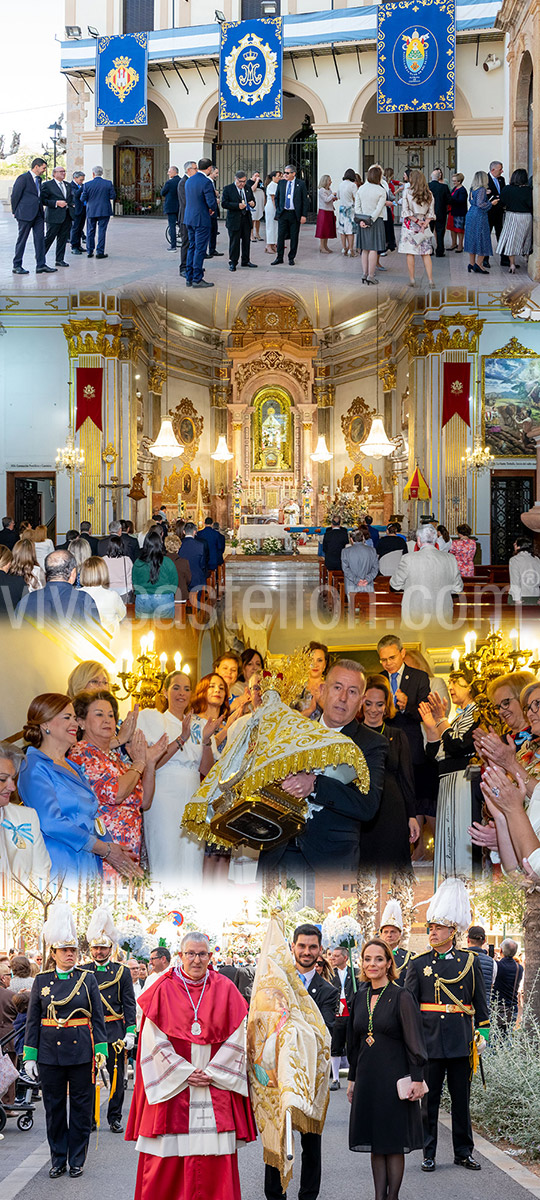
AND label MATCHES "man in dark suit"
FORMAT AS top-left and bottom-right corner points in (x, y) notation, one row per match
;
(322, 517), (349, 571)
(161, 165), (180, 251)
(213, 521), (226, 566)
(11, 156), (56, 274)
(177, 521), (208, 593)
(120, 520), (141, 562)
(196, 516), (222, 572)
(485, 160), (508, 266)
(97, 520), (139, 563)
(221, 170), (257, 272)
(70, 171), (86, 254)
(80, 166), (115, 259)
(79, 521), (98, 555)
(260, 659), (387, 879)
(16, 550), (99, 626)
(429, 169), (451, 258)
(264, 924), (338, 1200)
(378, 633), (430, 764)
(177, 160), (197, 277)
(41, 166), (76, 268)
(329, 944), (358, 1090)
(183, 157), (216, 288)
(0, 517), (18, 550)
(206, 166), (223, 259)
(272, 164), (309, 266)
